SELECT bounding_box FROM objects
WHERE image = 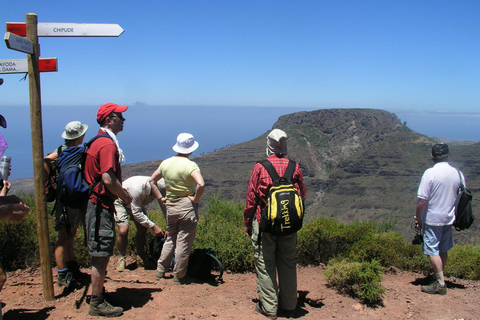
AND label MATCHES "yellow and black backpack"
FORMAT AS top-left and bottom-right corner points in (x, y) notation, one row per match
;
(258, 160), (304, 236)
